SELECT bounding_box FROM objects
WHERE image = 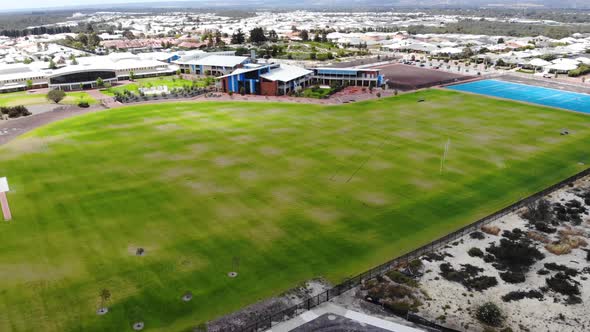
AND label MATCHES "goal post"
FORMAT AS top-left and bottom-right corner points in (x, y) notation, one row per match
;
(0, 177), (11, 221)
